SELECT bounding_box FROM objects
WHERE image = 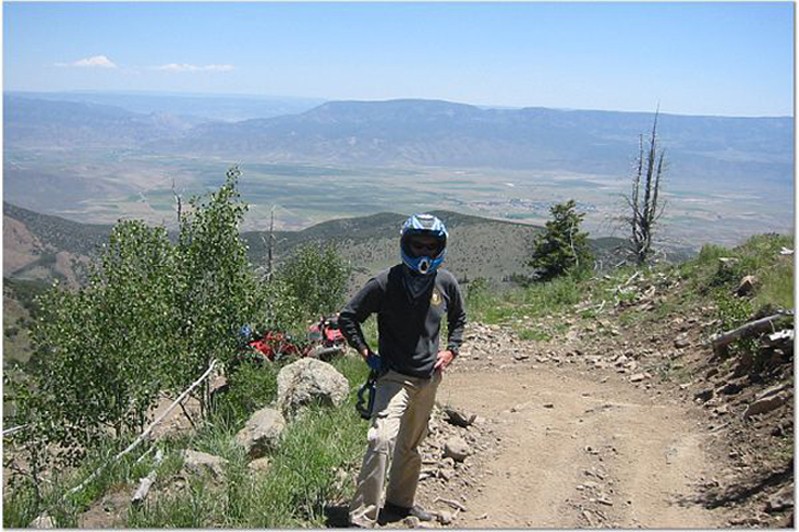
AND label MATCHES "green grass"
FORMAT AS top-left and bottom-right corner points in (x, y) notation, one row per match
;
(516, 327), (552, 342)
(754, 256), (793, 311)
(4, 353), (372, 529)
(123, 355), (369, 528)
(3, 477), (41, 528)
(466, 274), (587, 325)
